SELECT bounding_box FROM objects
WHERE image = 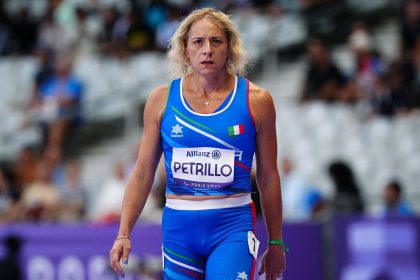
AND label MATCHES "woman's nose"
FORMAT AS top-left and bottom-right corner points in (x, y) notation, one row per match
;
(202, 40), (213, 55)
